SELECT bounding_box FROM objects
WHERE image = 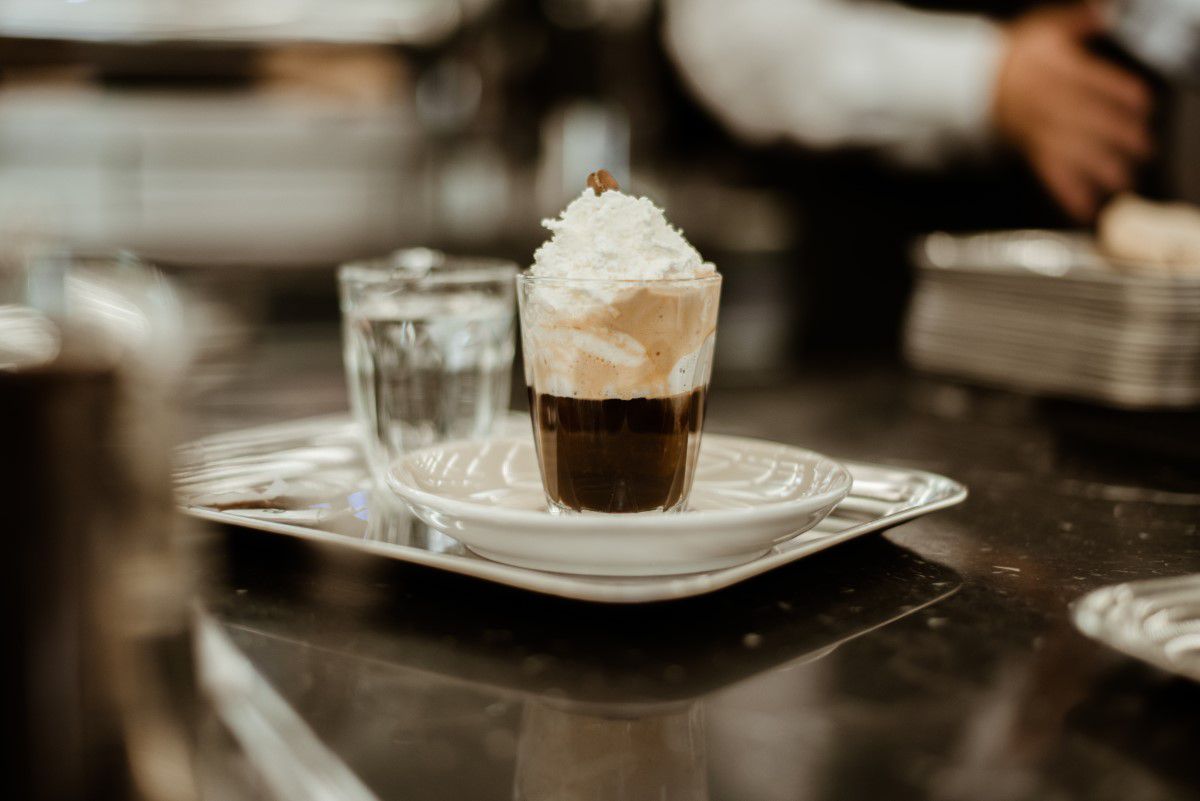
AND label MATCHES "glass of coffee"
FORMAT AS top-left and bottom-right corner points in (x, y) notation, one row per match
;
(517, 272), (721, 514)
